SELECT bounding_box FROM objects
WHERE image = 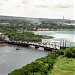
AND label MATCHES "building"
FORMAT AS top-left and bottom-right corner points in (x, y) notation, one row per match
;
(33, 28), (49, 31)
(0, 23), (10, 26)
(37, 28), (49, 31)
